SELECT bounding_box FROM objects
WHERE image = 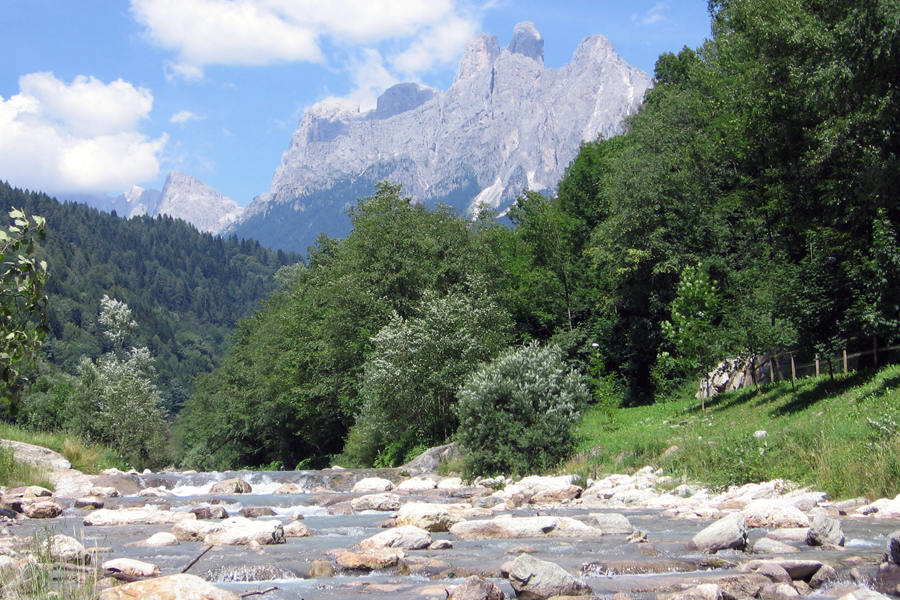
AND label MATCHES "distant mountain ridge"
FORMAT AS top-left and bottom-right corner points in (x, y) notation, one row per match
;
(60, 172), (243, 235)
(228, 22), (653, 252)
